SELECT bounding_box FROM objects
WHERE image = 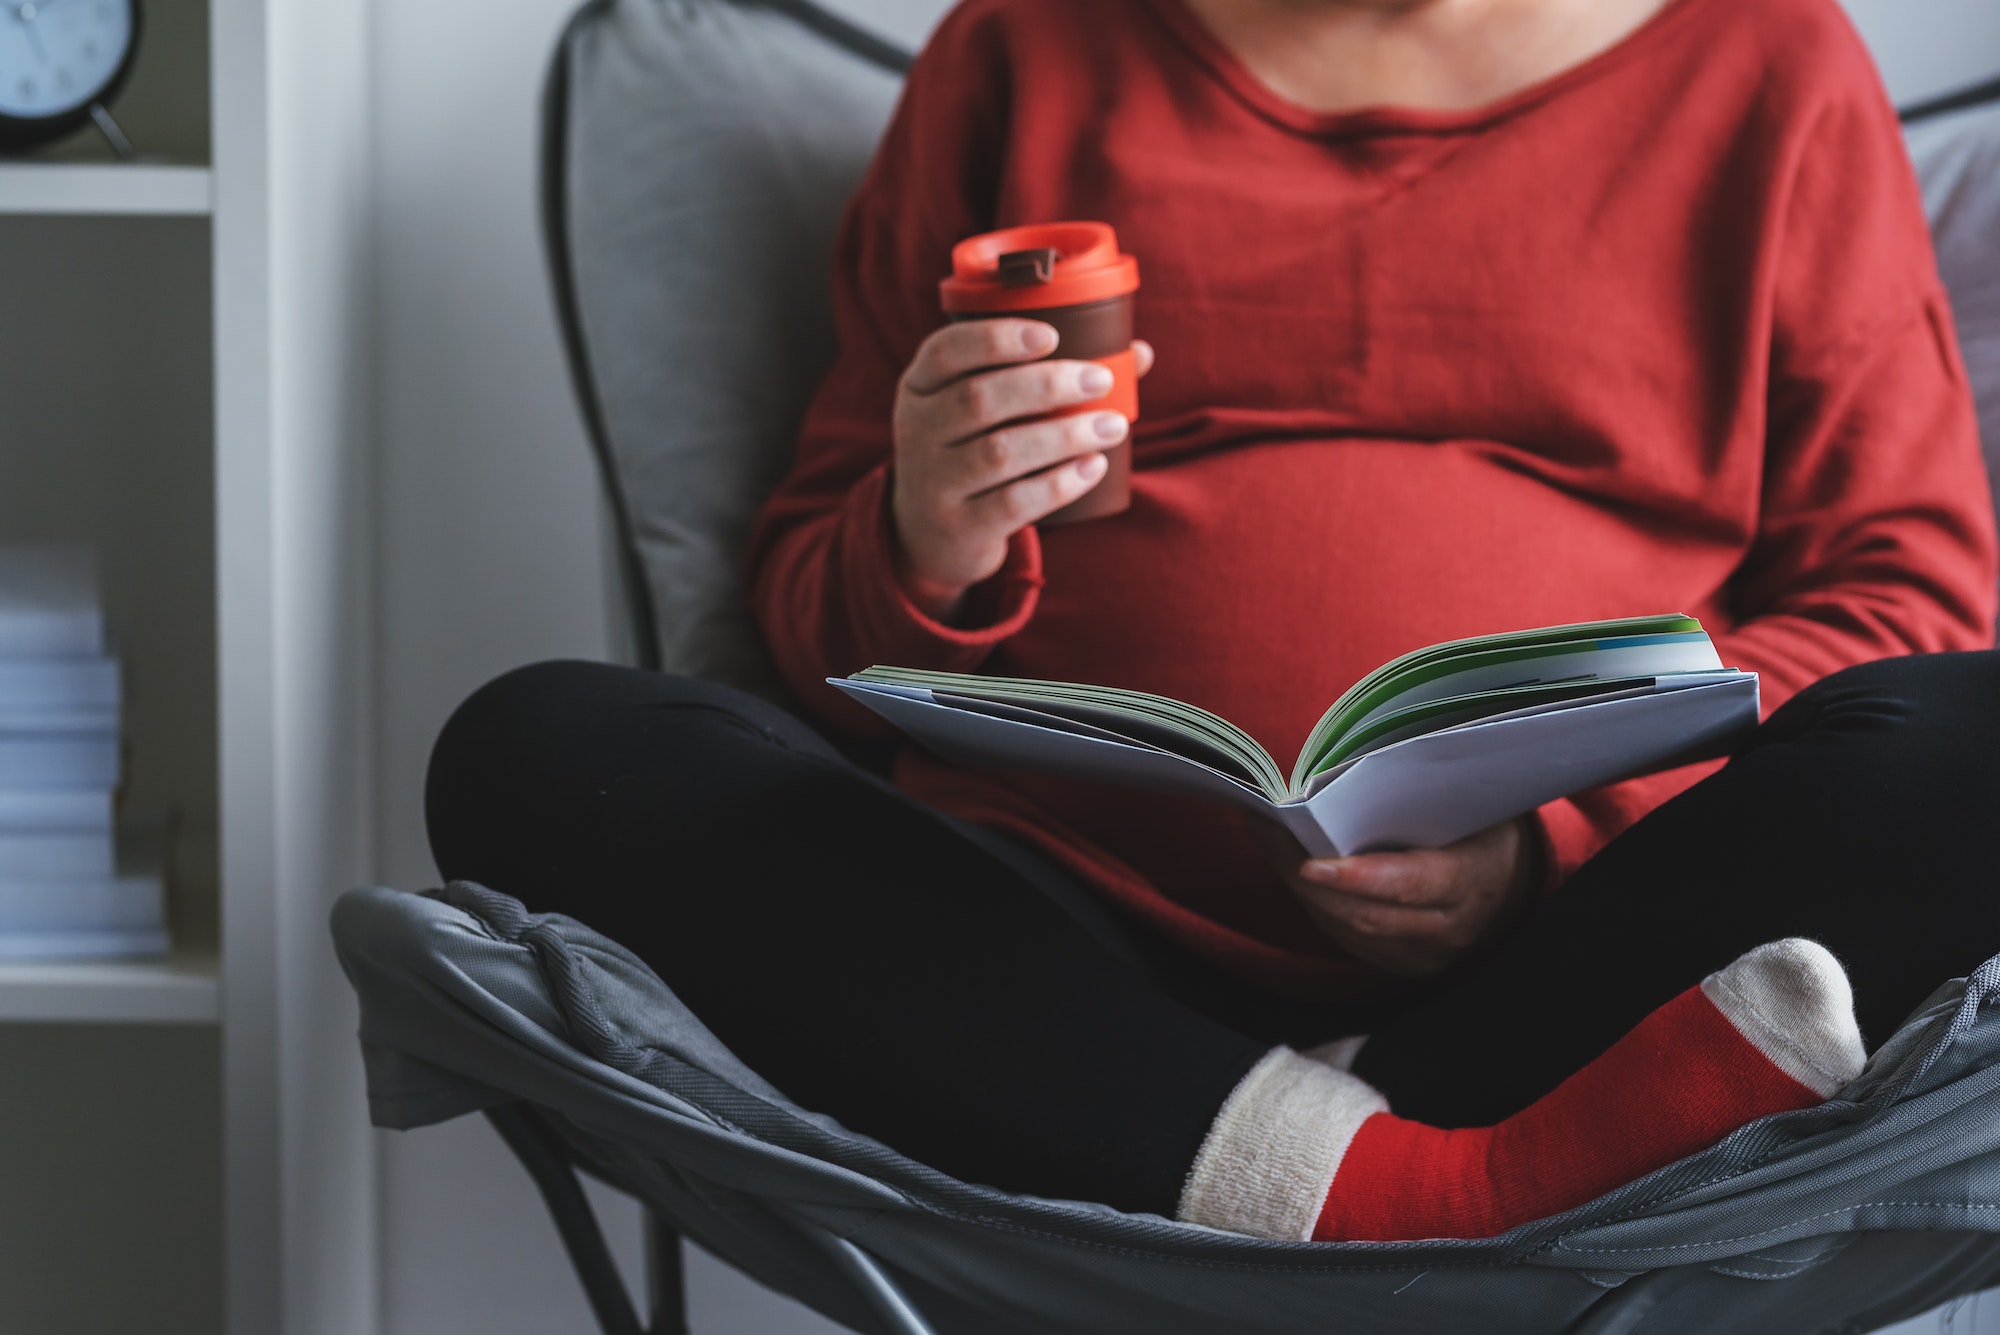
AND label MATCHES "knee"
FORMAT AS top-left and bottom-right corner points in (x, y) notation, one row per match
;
(424, 661), (613, 869)
(424, 662), (831, 870)
(1792, 651), (2000, 734)
(430, 660), (619, 784)
(1768, 651), (2000, 794)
